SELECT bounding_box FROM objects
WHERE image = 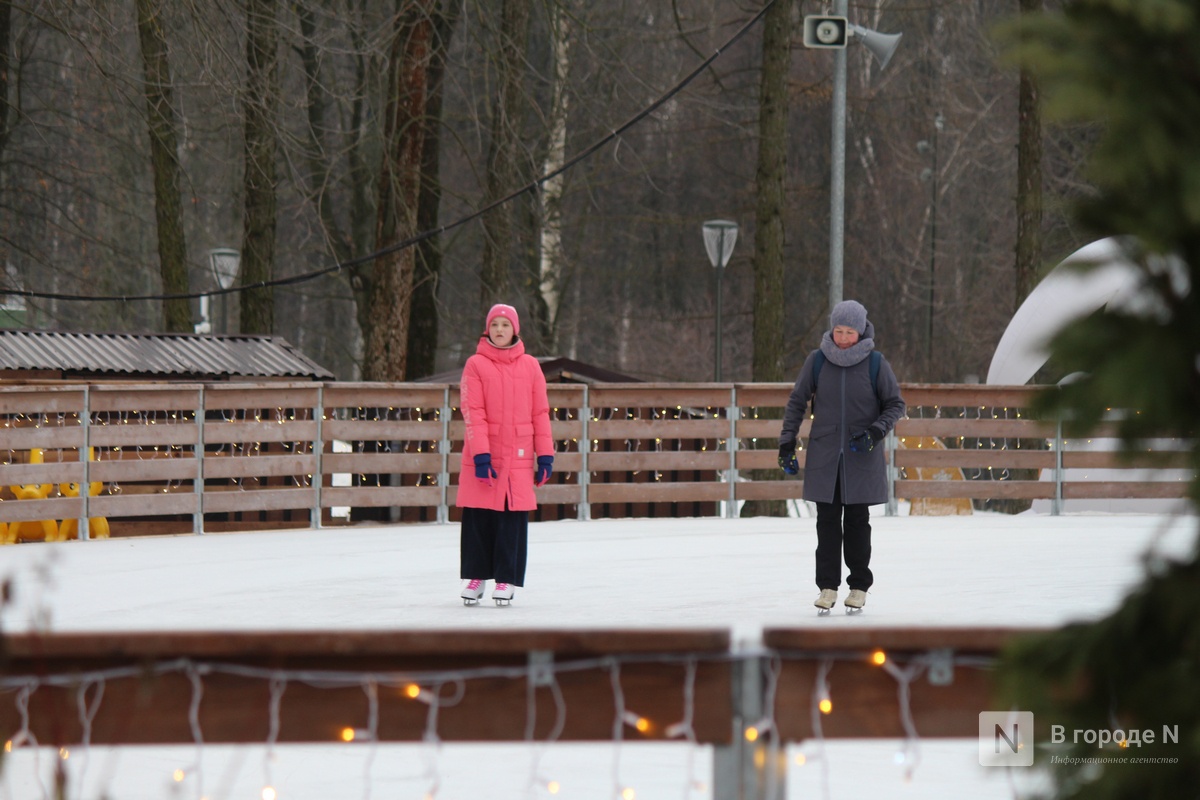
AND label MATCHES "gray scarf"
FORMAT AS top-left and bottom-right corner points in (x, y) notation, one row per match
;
(818, 319), (876, 367)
